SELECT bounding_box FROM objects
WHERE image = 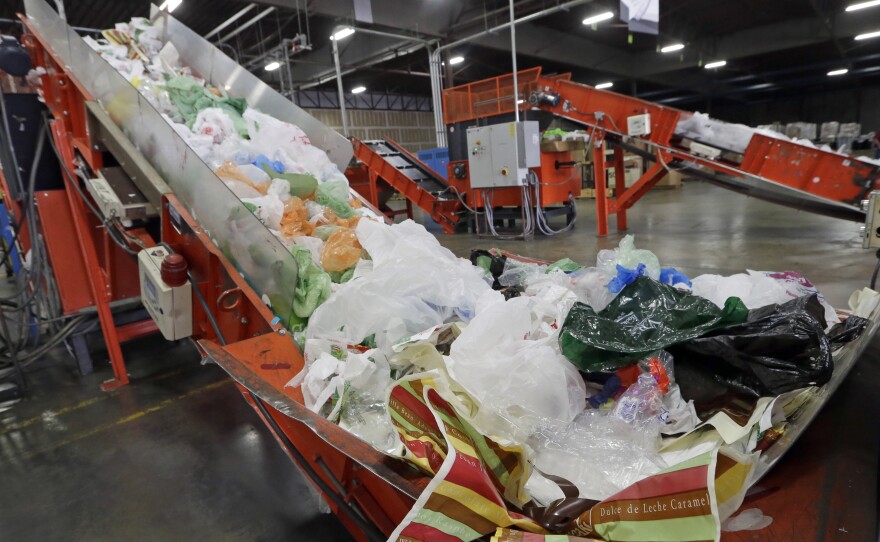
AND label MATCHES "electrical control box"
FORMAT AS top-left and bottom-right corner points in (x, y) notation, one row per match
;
(627, 113), (652, 137)
(466, 121), (540, 189)
(138, 247), (192, 341)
